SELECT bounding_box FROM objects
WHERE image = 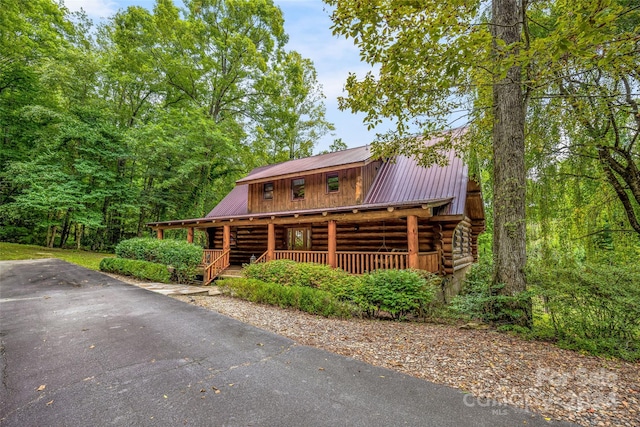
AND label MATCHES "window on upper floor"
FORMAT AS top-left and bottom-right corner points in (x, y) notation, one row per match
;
(326, 173), (339, 193)
(292, 178), (305, 200)
(263, 182), (274, 200)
